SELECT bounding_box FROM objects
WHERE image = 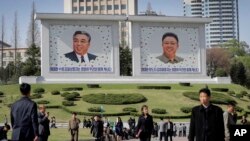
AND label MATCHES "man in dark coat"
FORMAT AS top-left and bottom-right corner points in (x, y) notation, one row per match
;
(166, 118), (173, 141)
(38, 104), (50, 141)
(65, 31), (97, 63)
(188, 88), (225, 141)
(11, 83), (39, 141)
(90, 115), (103, 141)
